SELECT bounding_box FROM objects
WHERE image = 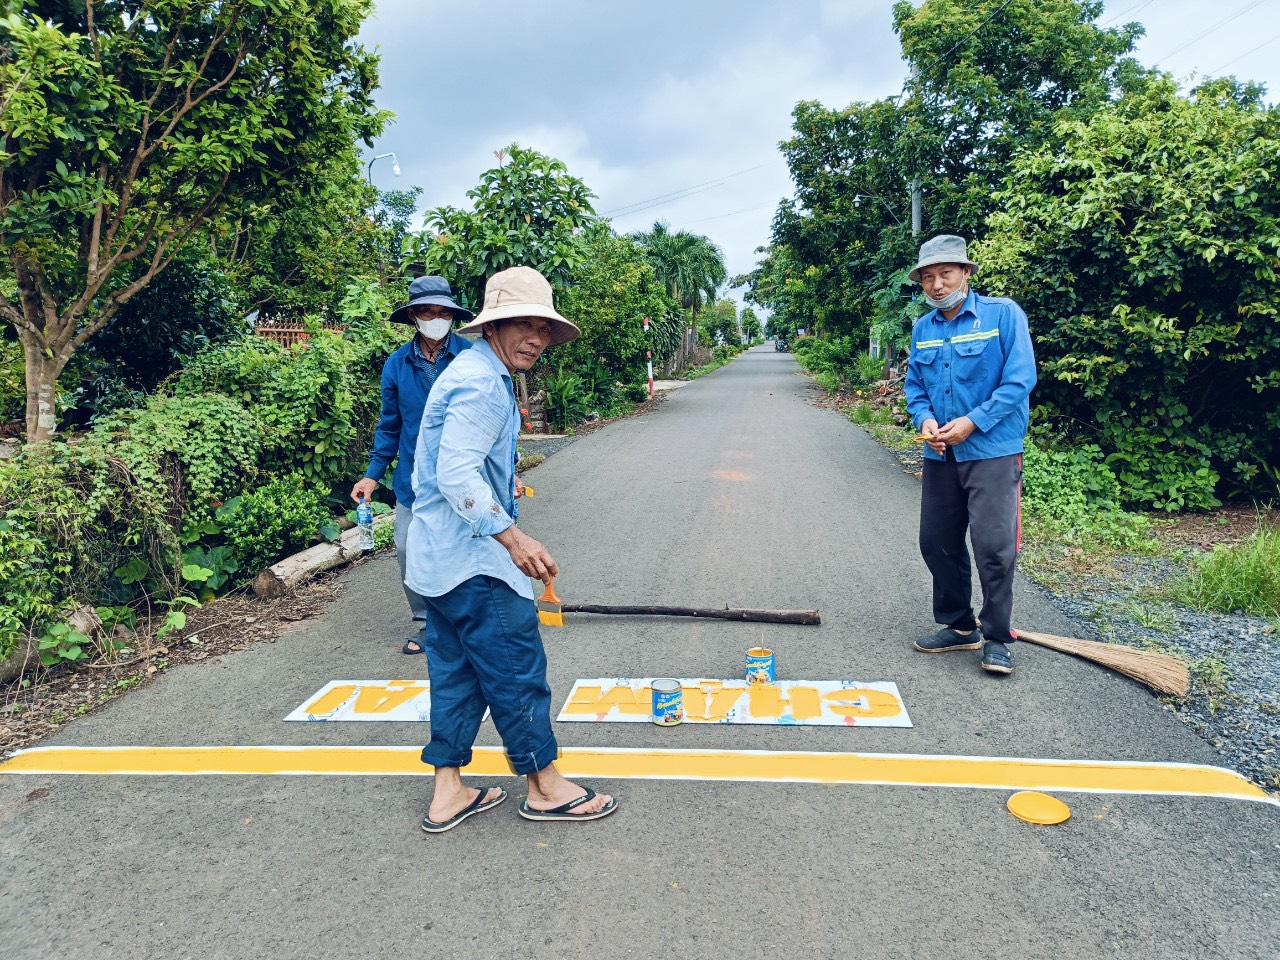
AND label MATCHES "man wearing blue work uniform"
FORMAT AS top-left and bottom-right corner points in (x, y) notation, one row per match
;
(350, 276), (471, 655)
(904, 235), (1036, 676)
(406, 266), (618, 833)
